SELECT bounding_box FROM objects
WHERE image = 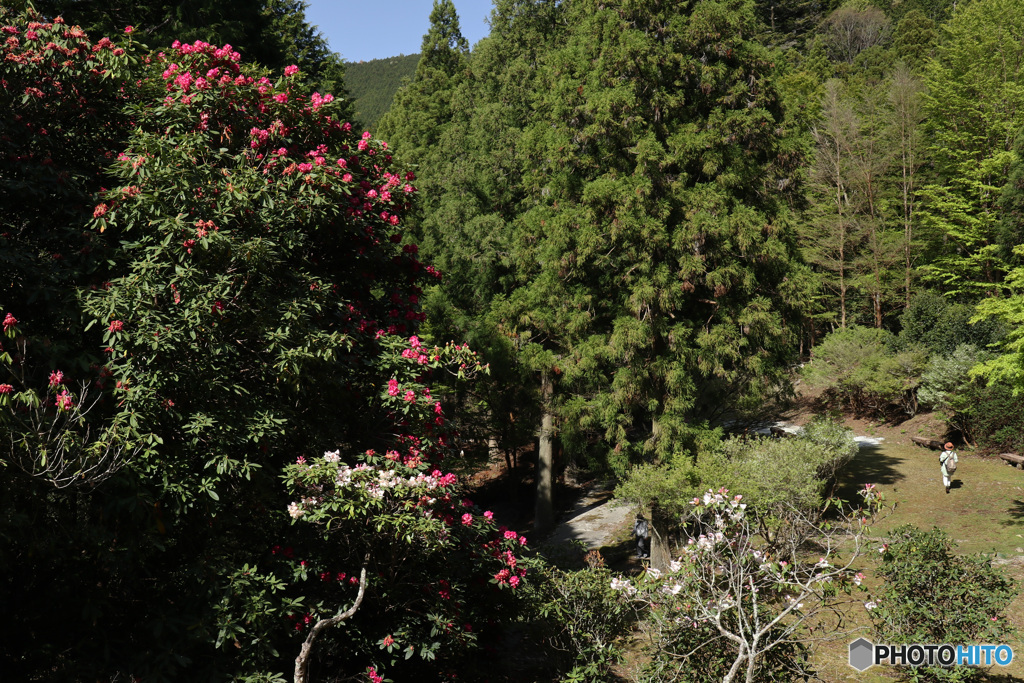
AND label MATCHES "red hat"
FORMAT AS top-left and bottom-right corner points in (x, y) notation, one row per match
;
(944, 442), (954, 449)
